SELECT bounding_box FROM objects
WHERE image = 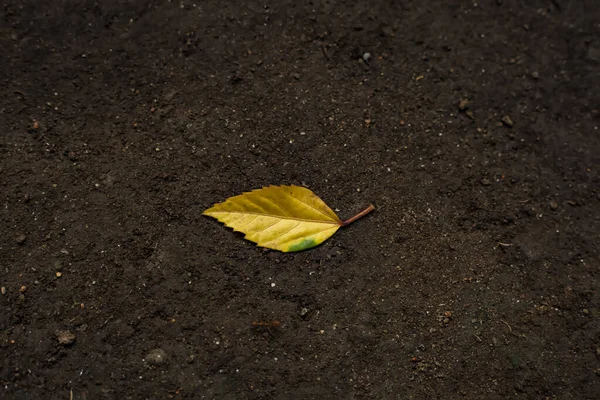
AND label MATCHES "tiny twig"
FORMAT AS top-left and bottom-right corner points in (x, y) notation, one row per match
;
(321, 45), (331, 60)
(341, 204), (375, 226)
(497, 242), (513, 247)
(501, 319), (526, 338)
